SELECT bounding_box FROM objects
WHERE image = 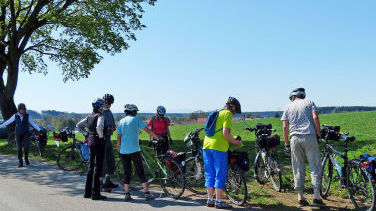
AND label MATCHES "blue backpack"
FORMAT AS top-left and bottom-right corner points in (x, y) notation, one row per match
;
(204, 109), (225, 137)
